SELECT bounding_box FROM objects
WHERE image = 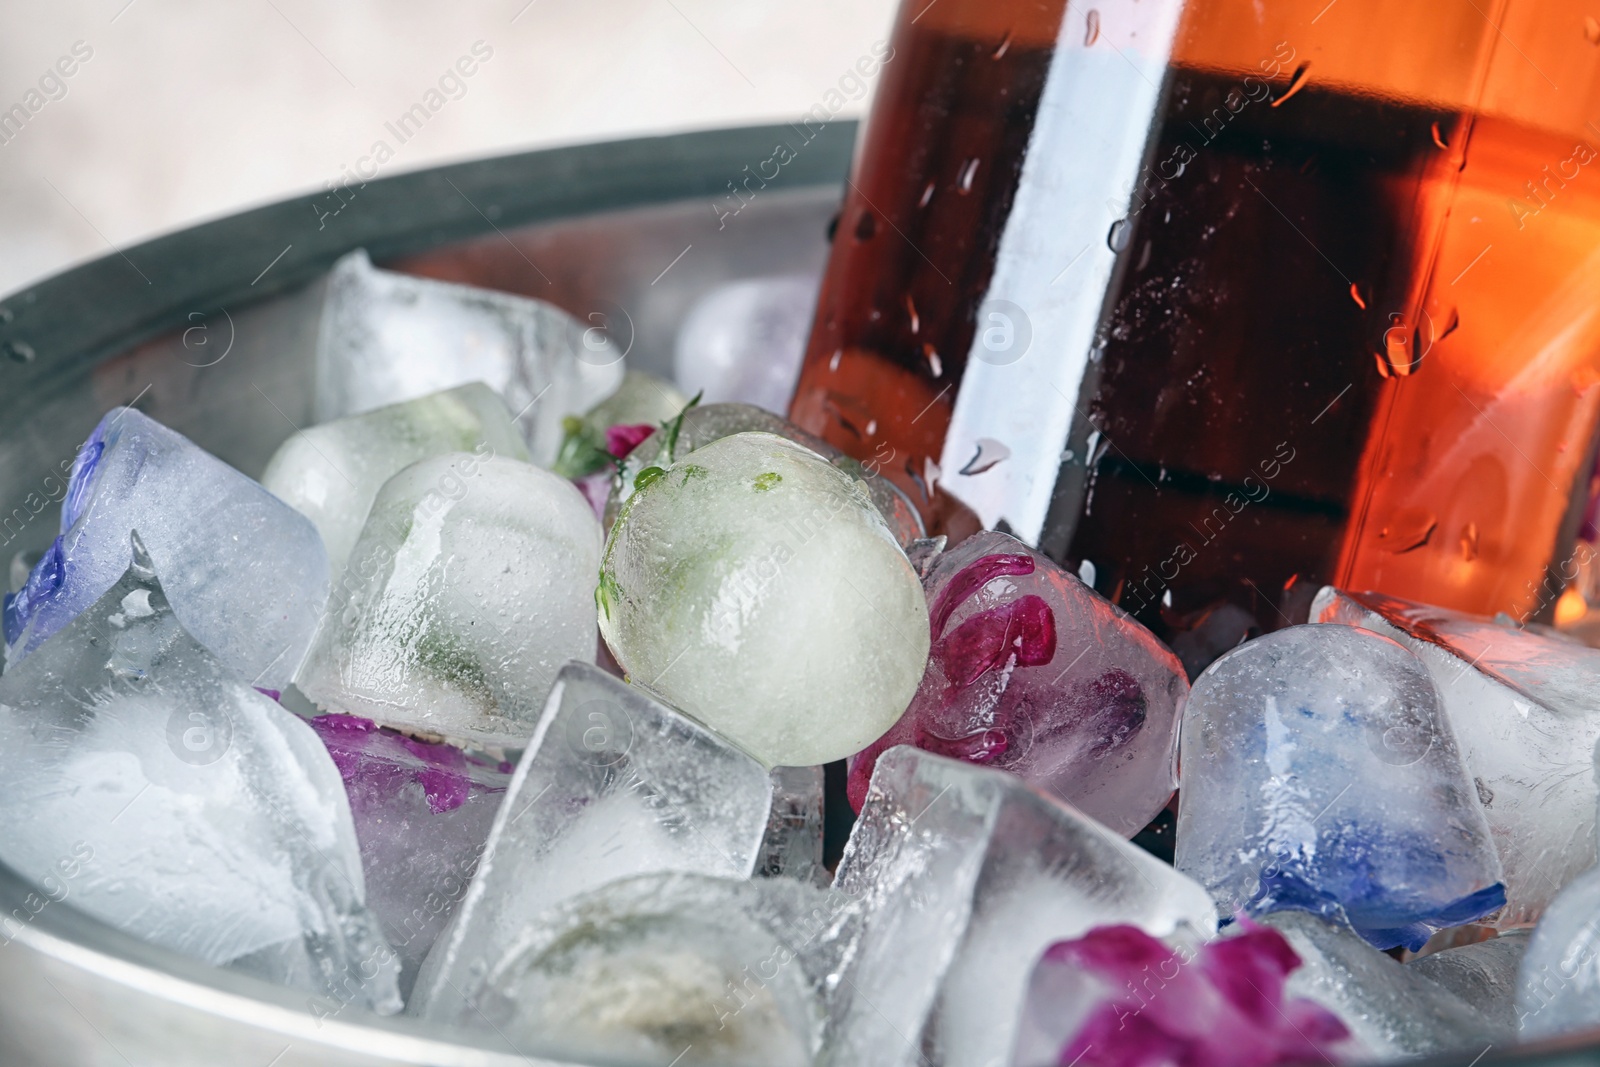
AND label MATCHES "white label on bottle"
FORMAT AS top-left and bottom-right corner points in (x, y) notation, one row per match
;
(940, 0), (1184, 543)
